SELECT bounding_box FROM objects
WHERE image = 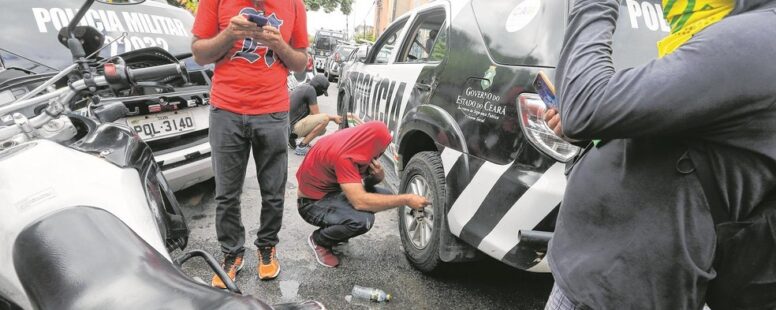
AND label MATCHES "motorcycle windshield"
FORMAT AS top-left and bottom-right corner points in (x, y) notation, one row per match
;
(0, 0), (195, 72)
